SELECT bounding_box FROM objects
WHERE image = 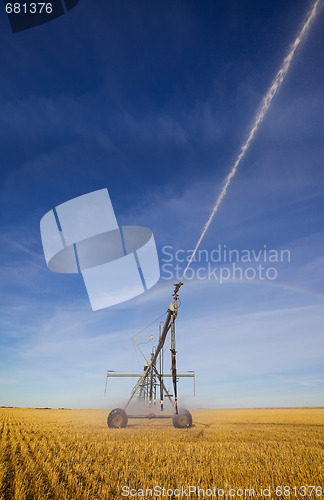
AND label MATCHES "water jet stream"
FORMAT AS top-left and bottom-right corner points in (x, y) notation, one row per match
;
(181, 0), (322, 281)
